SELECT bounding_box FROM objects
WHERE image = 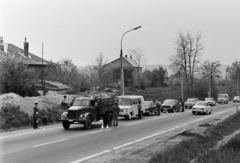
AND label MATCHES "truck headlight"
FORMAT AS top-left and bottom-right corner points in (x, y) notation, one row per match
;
(80, 114), (84, 118)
